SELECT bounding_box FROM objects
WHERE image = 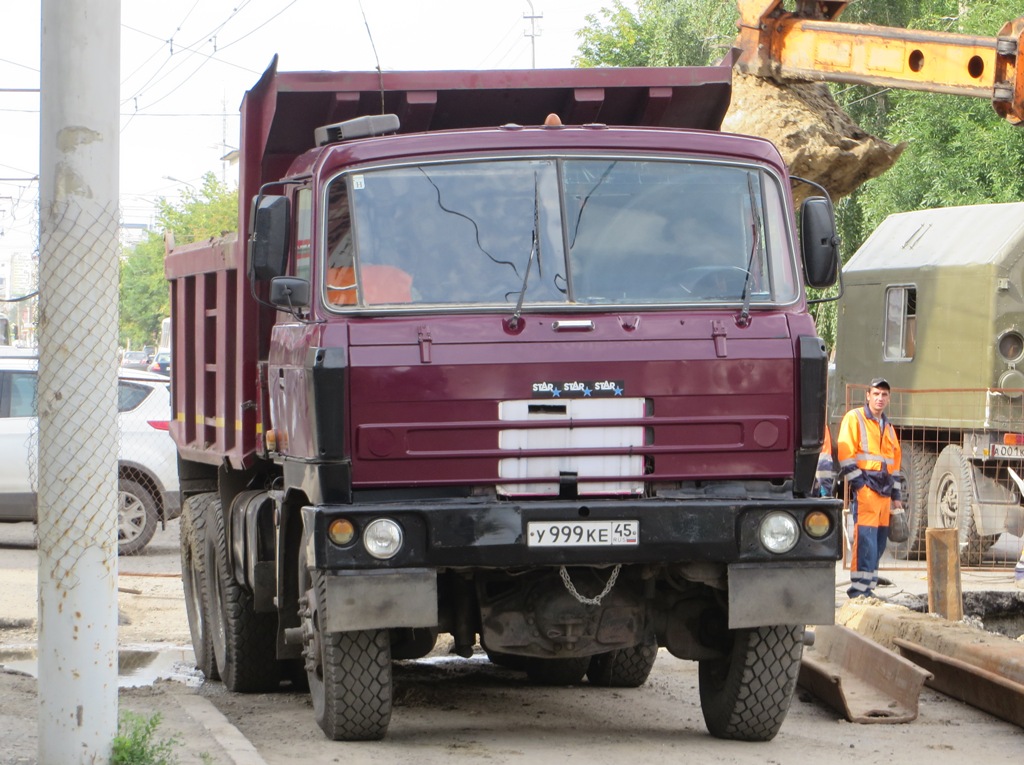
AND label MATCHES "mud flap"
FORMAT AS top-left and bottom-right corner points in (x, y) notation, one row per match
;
(322, 568), (438, 632)
(727, 562), (835, 629)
